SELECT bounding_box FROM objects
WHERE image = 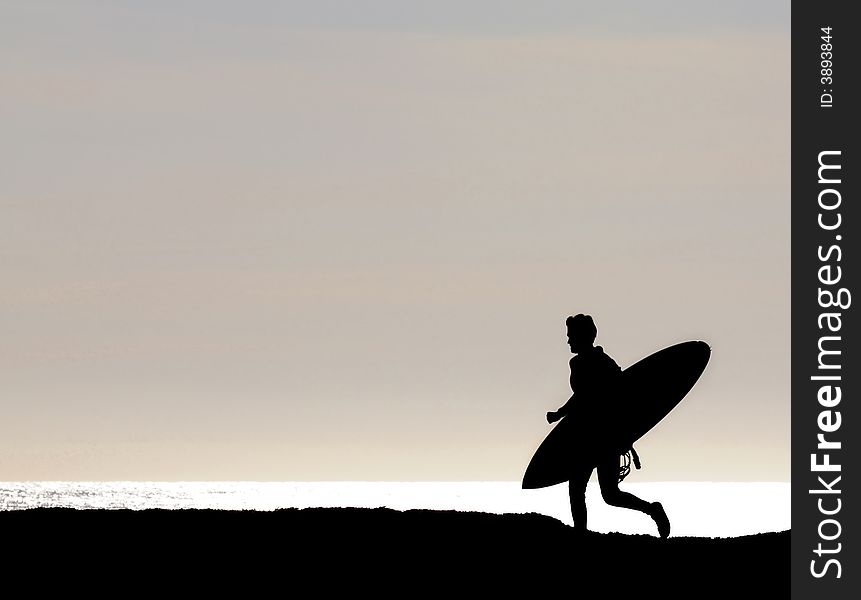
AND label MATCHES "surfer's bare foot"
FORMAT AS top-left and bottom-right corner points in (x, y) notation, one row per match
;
(650, 502), (670, 539)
